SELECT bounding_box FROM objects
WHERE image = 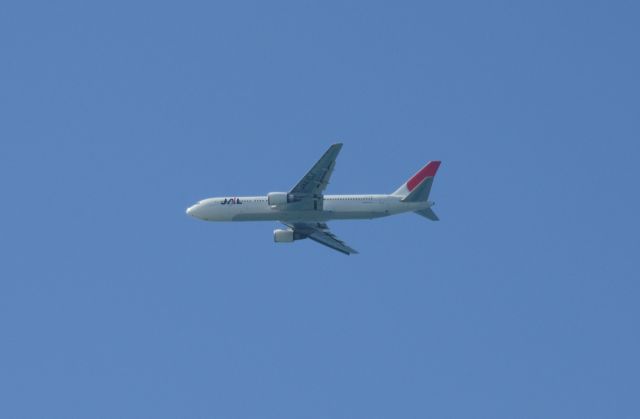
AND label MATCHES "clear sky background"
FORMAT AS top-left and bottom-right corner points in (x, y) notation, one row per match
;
(1, 1), (639, 418)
